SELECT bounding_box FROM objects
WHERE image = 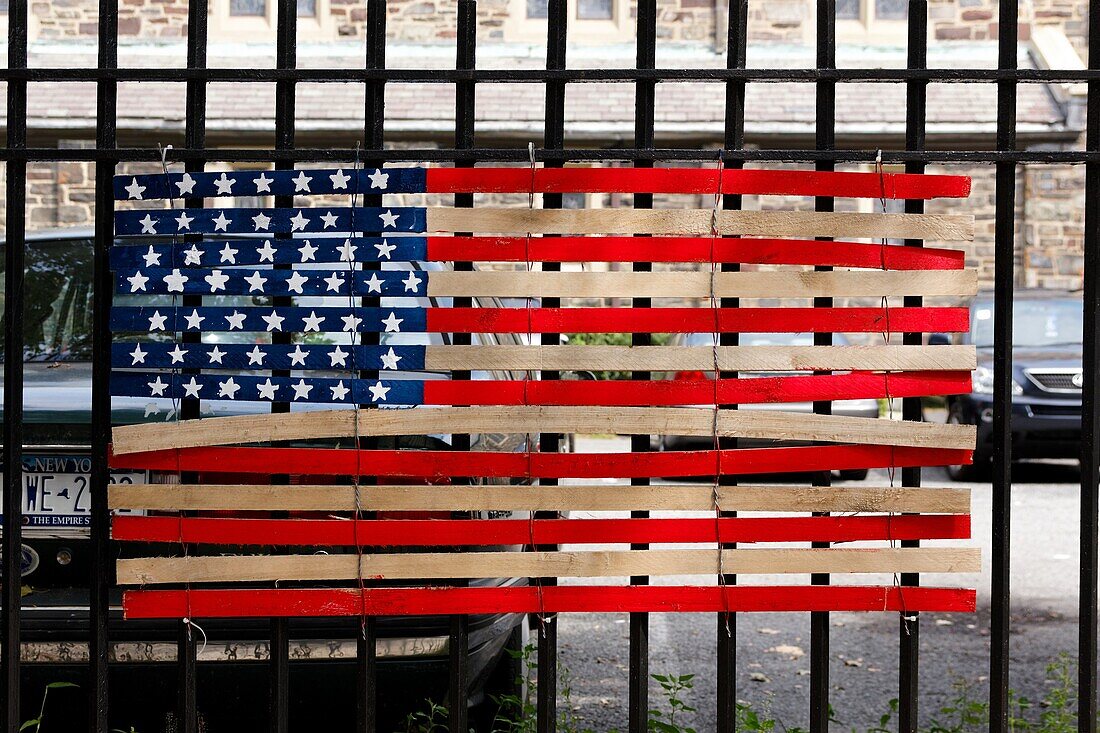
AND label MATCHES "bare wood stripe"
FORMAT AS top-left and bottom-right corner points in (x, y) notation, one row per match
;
(426, 208), (975, 240)
(420, 345), (977, 372)
(111, 407), (975, 455)
(115, 547), (981, 585)
(108, 484), (972, 514)
(425, 270), (979, 299)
